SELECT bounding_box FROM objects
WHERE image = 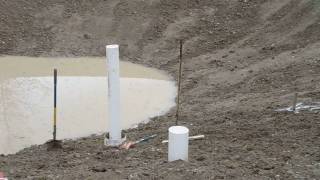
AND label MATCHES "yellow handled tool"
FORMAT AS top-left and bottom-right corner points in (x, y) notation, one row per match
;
(46, 69), (62, 150)
(53, 69), (57, 141)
